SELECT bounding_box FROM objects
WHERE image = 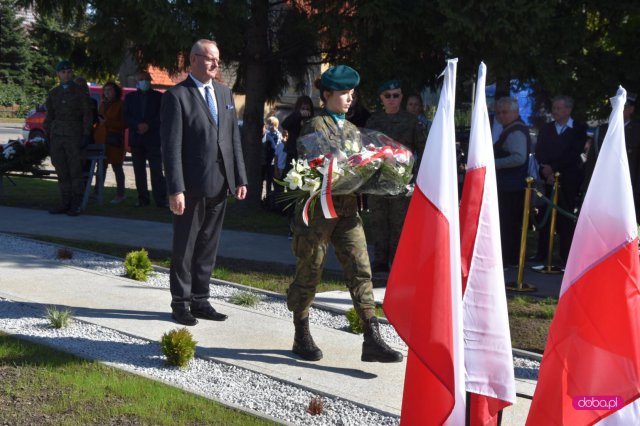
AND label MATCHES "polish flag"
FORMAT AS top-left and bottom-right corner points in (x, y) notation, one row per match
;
(527, 87), (640, 425)
(459, 63), (516, 425)
(384, 59), (465, 425)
